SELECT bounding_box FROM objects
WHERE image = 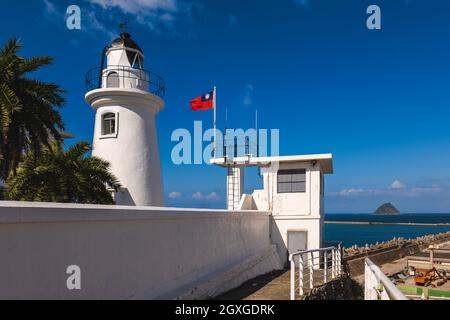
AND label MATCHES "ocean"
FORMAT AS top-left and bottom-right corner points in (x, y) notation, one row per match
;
(324, 213), (450, 247)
